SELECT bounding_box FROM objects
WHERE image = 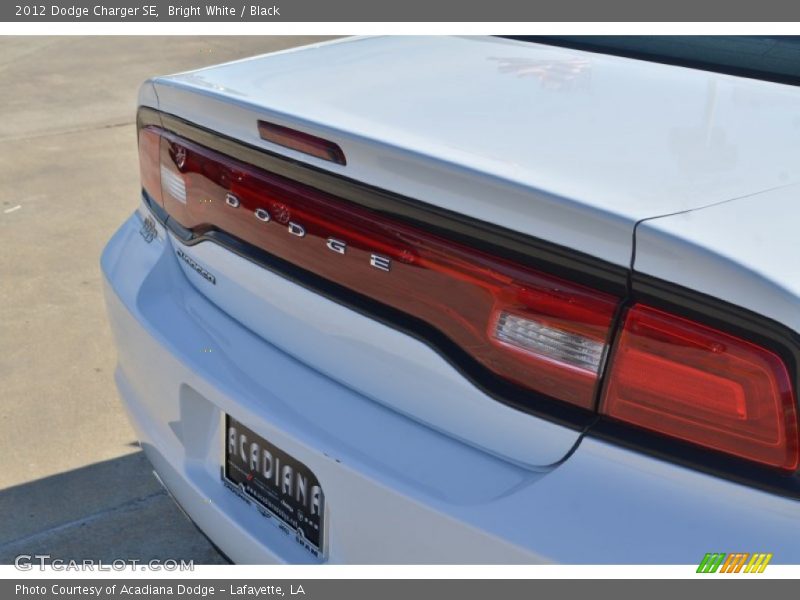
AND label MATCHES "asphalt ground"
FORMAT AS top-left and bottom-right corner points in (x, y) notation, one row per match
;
(0, 36), (336, 565)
